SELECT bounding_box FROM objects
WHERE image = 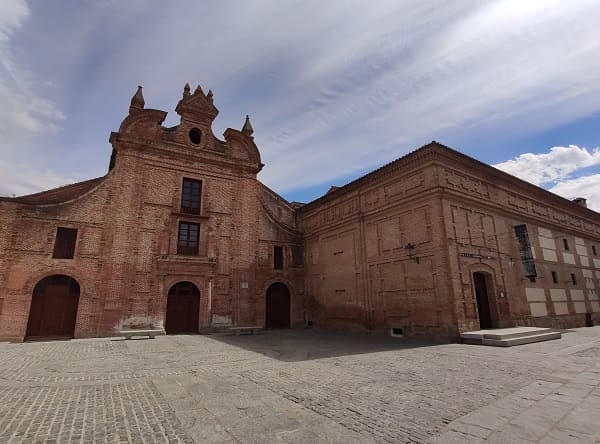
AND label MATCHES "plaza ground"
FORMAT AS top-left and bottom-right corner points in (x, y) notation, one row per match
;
(1, 328), (599, 443)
